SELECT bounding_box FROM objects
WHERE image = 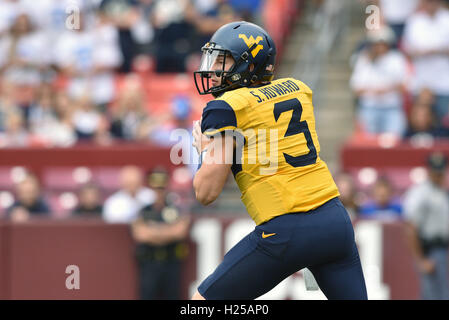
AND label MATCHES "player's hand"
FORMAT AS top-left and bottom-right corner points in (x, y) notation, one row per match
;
(418, 258), (436, 274)
(192, 118), (210, 155)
